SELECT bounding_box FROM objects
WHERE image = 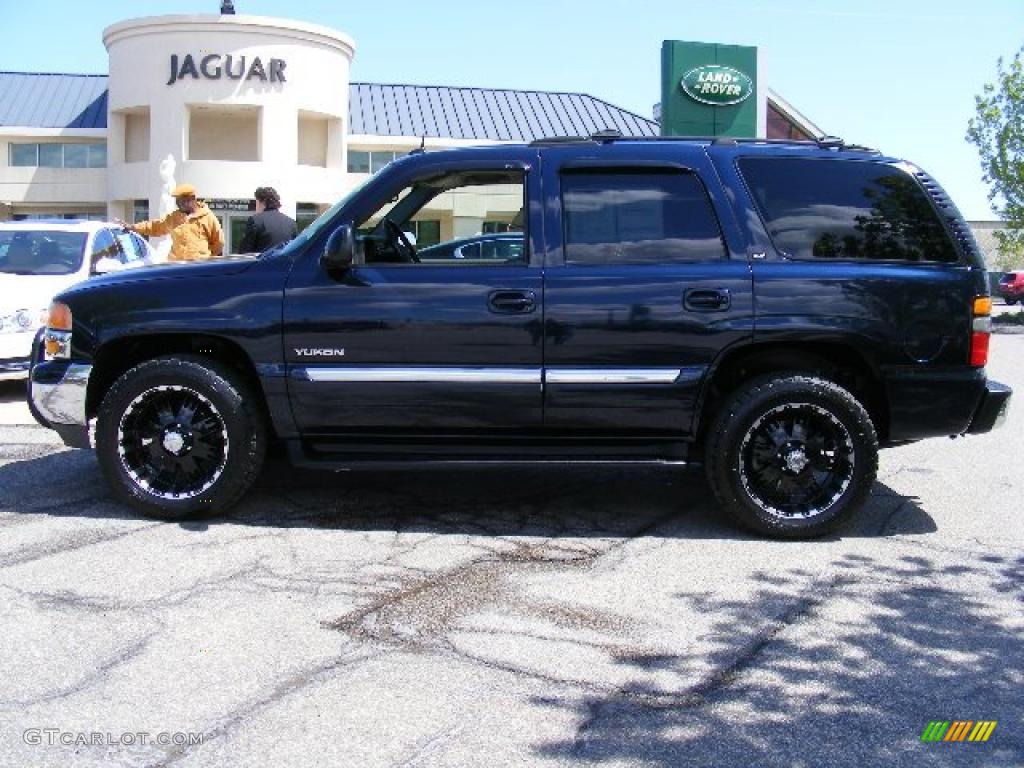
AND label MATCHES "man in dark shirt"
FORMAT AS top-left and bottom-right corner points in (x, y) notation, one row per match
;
(237, 187), (298, 253)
